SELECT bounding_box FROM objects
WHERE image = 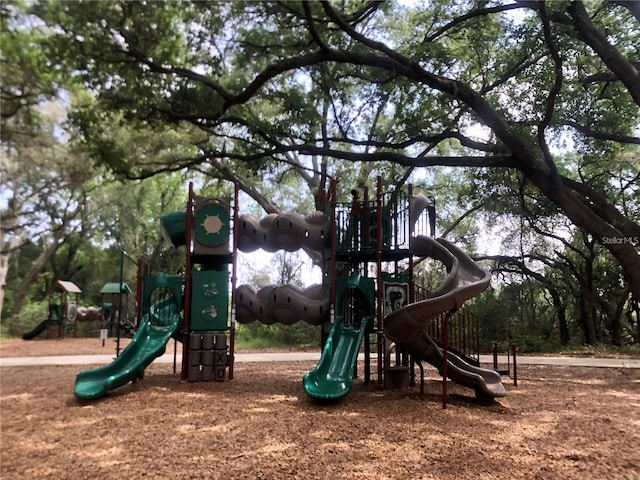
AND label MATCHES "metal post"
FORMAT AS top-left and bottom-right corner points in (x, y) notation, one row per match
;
(181, 182), (195, 381)
(364, 325), (370, 385)
(375, 176), (384, 389)
(442, 310), (456, 409)
(407, 184), (416, 385)
(116, 249), (125, 357)
(512, 343), (518, 387)
(442, 311), (448, 409)
(330, 178), (337, 309)
(229, 182), (240, 381)
(135, 258), (146, 330)
(329, 178), (338, 343)
(417, 360), (425, 394)
(117, 248), (139, 356)
(493, 341), (499, 370)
